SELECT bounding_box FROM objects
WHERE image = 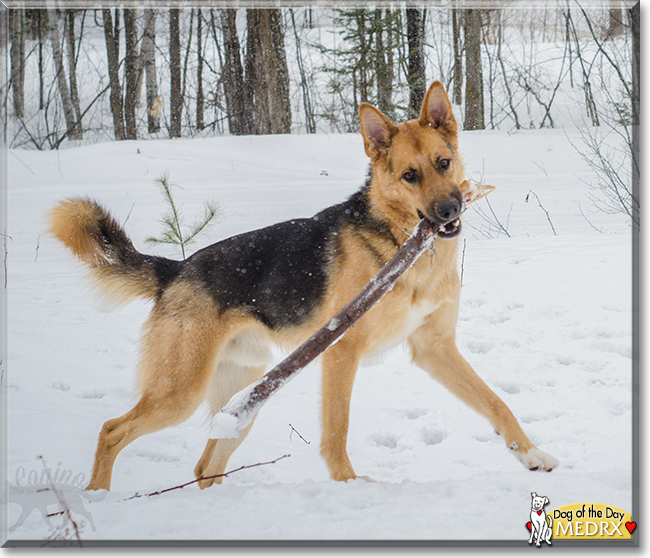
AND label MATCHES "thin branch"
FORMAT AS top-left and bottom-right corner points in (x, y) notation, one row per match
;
(578, 201), (603, 234)
(38, 456), (83, 547)
(526, 190), (557, 235)
(460, 238), (467, 287)
(289, 424), (311, 444)
(123, 454), (291, 500)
